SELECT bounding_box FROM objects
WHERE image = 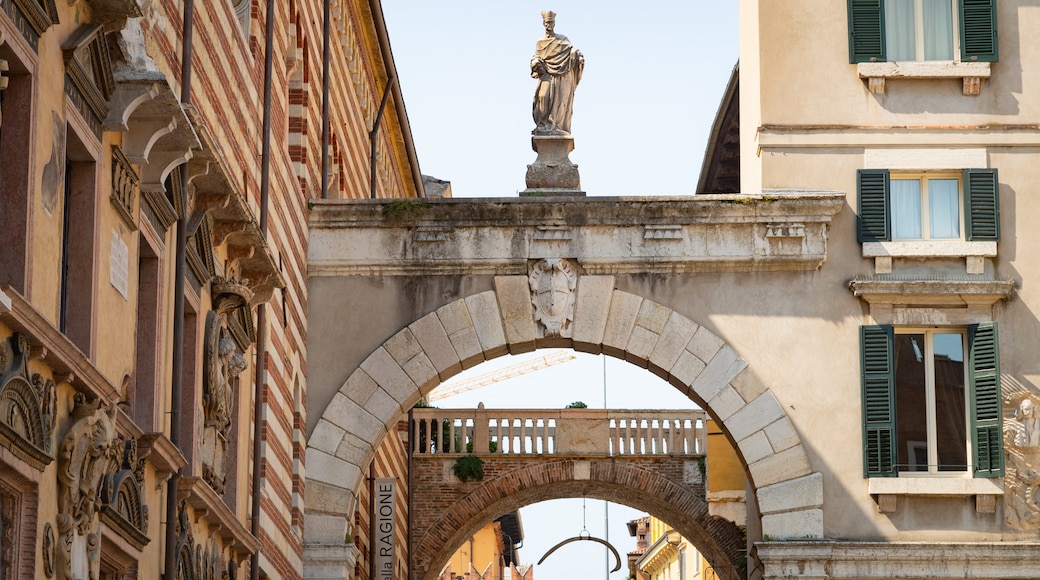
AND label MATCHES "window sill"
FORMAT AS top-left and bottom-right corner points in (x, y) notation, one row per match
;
(857, 61), (991, 95)
(862, 240), (996, 274)
(869, 477), (1003, 514)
